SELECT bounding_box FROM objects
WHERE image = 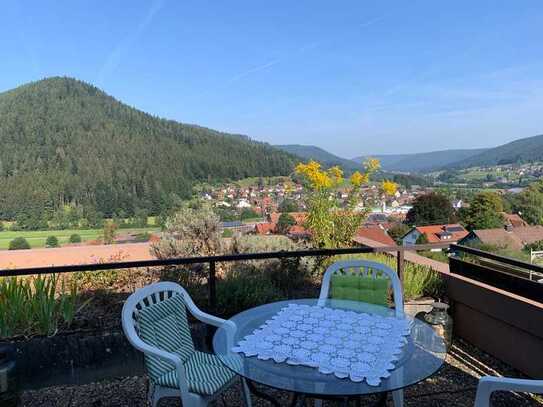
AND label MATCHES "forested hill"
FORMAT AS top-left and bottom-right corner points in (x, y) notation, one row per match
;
(445, 134), (543, 169)
(275, 144), (360, 172)
(0, 77), (295, 222)
(352, 148), (487, 173)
